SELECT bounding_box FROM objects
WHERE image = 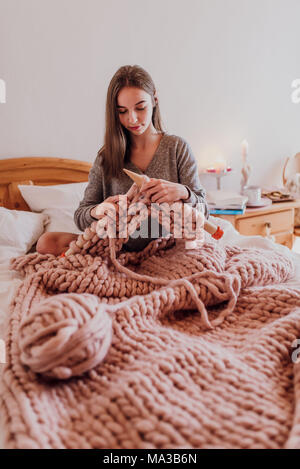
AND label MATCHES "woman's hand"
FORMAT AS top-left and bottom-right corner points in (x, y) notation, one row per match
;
(90, 195), (120, 219)
(140, 178), (189, 204)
